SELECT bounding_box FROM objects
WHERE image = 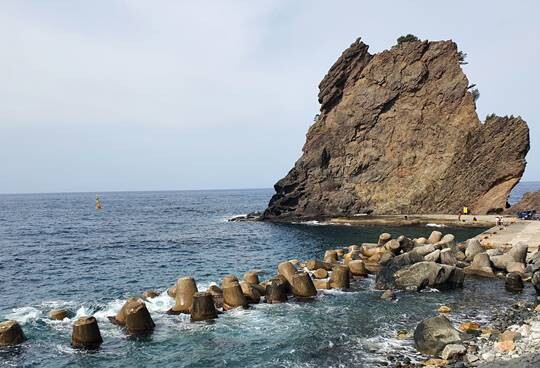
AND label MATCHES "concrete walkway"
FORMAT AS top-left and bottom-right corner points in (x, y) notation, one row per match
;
(476, 220), (540, 252)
